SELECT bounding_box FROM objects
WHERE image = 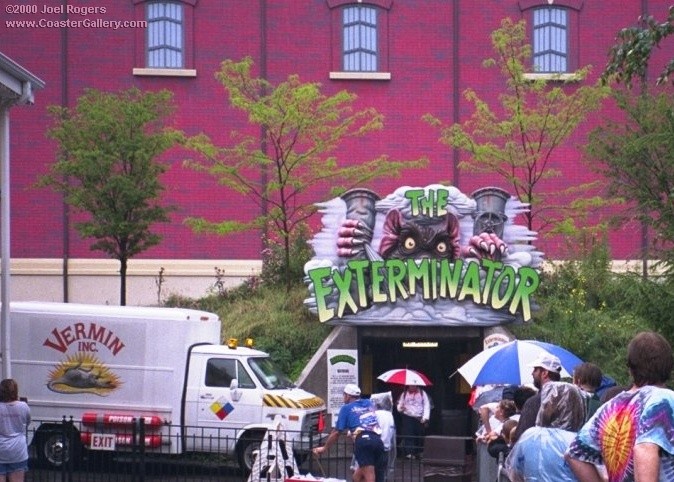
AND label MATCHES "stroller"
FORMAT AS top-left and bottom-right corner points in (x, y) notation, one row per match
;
(496, 451), (511, 481)
(487, 437), (511, 482)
